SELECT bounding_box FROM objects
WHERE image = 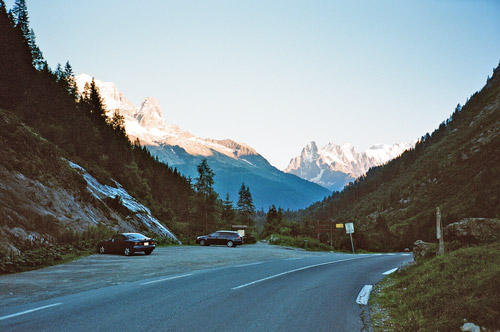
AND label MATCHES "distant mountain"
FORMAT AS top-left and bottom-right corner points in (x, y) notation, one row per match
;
(76, 75), (331, 210)
(300, 64), (500, 251)
(285, 141), (412, 191)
